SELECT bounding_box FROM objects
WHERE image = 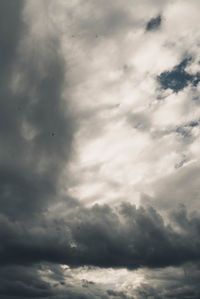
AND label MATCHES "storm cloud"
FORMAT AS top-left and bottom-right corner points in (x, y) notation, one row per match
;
(0, 0), (75, 221)
(1, 0), (200, 298)
(0, 203), (200, 269)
